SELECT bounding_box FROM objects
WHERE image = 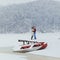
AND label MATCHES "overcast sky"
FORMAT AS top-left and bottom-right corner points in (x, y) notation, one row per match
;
(0, 0), (35, 6)
(0, 0), (60, 6)
(54, 0), (60, 1)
